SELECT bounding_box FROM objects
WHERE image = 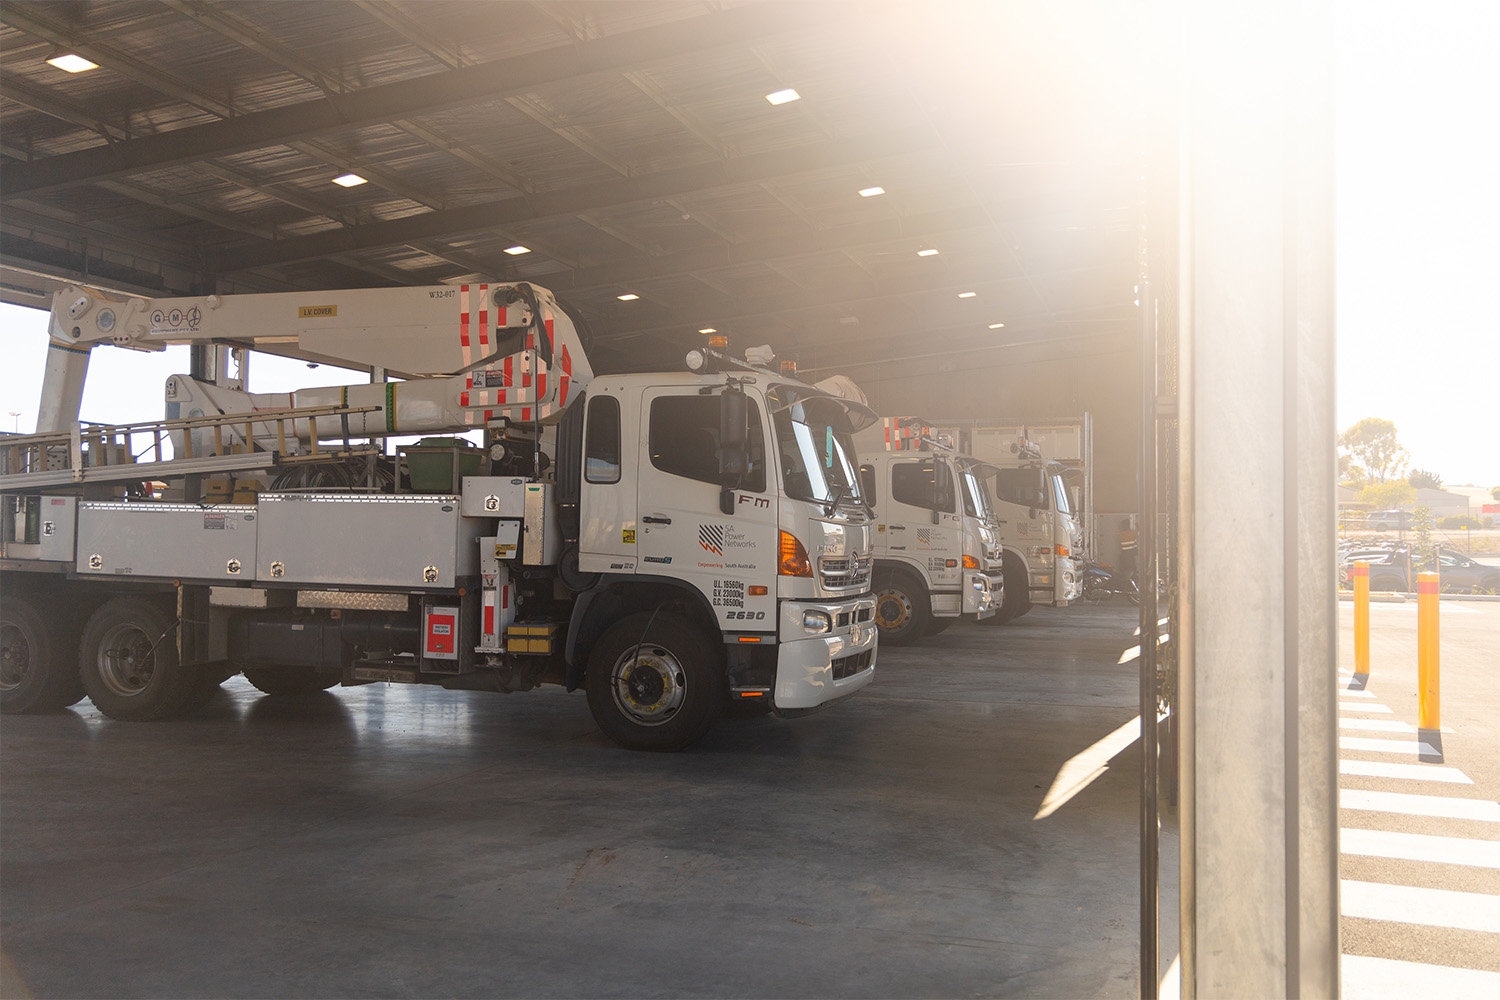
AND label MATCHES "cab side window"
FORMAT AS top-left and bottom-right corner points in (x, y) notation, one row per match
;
(891, 460), (953, 513)
(584, 395), (622, 484)
(648, 394), (766, 493)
